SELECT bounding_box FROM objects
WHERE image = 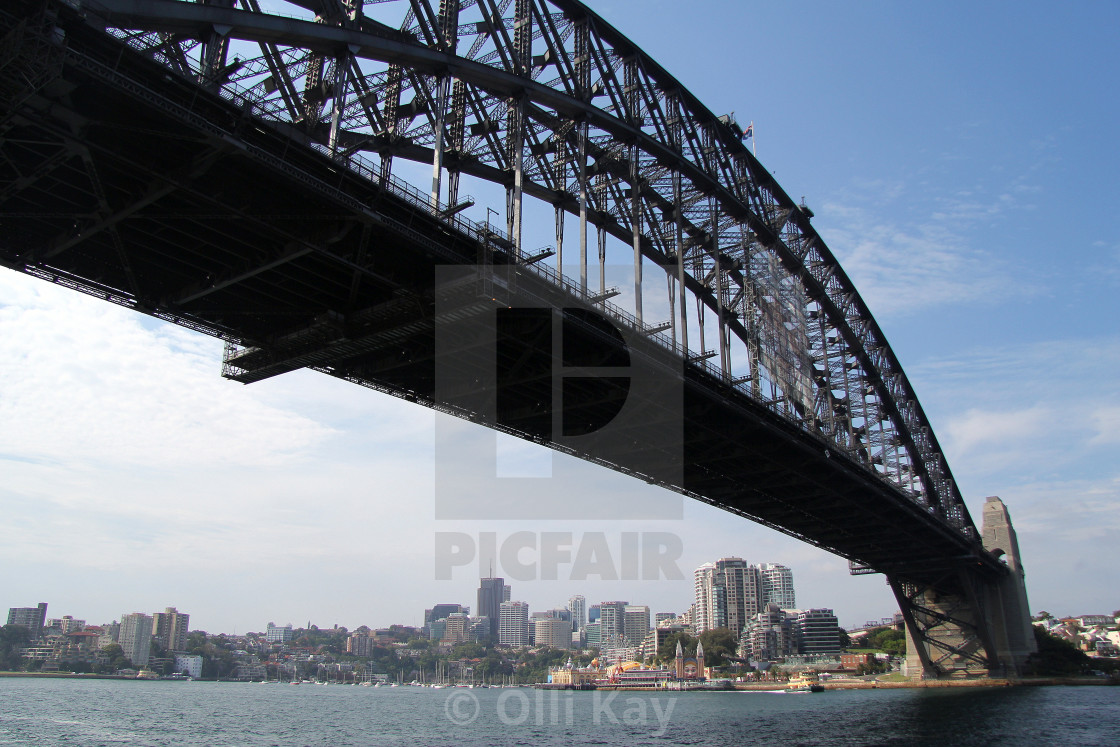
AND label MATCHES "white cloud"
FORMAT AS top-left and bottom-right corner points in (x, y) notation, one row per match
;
(0, 274), (335, 470)
(942, 406), (1050, 452)
(816, 145), (1051, 319)
(820, 202), (1018, 317)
